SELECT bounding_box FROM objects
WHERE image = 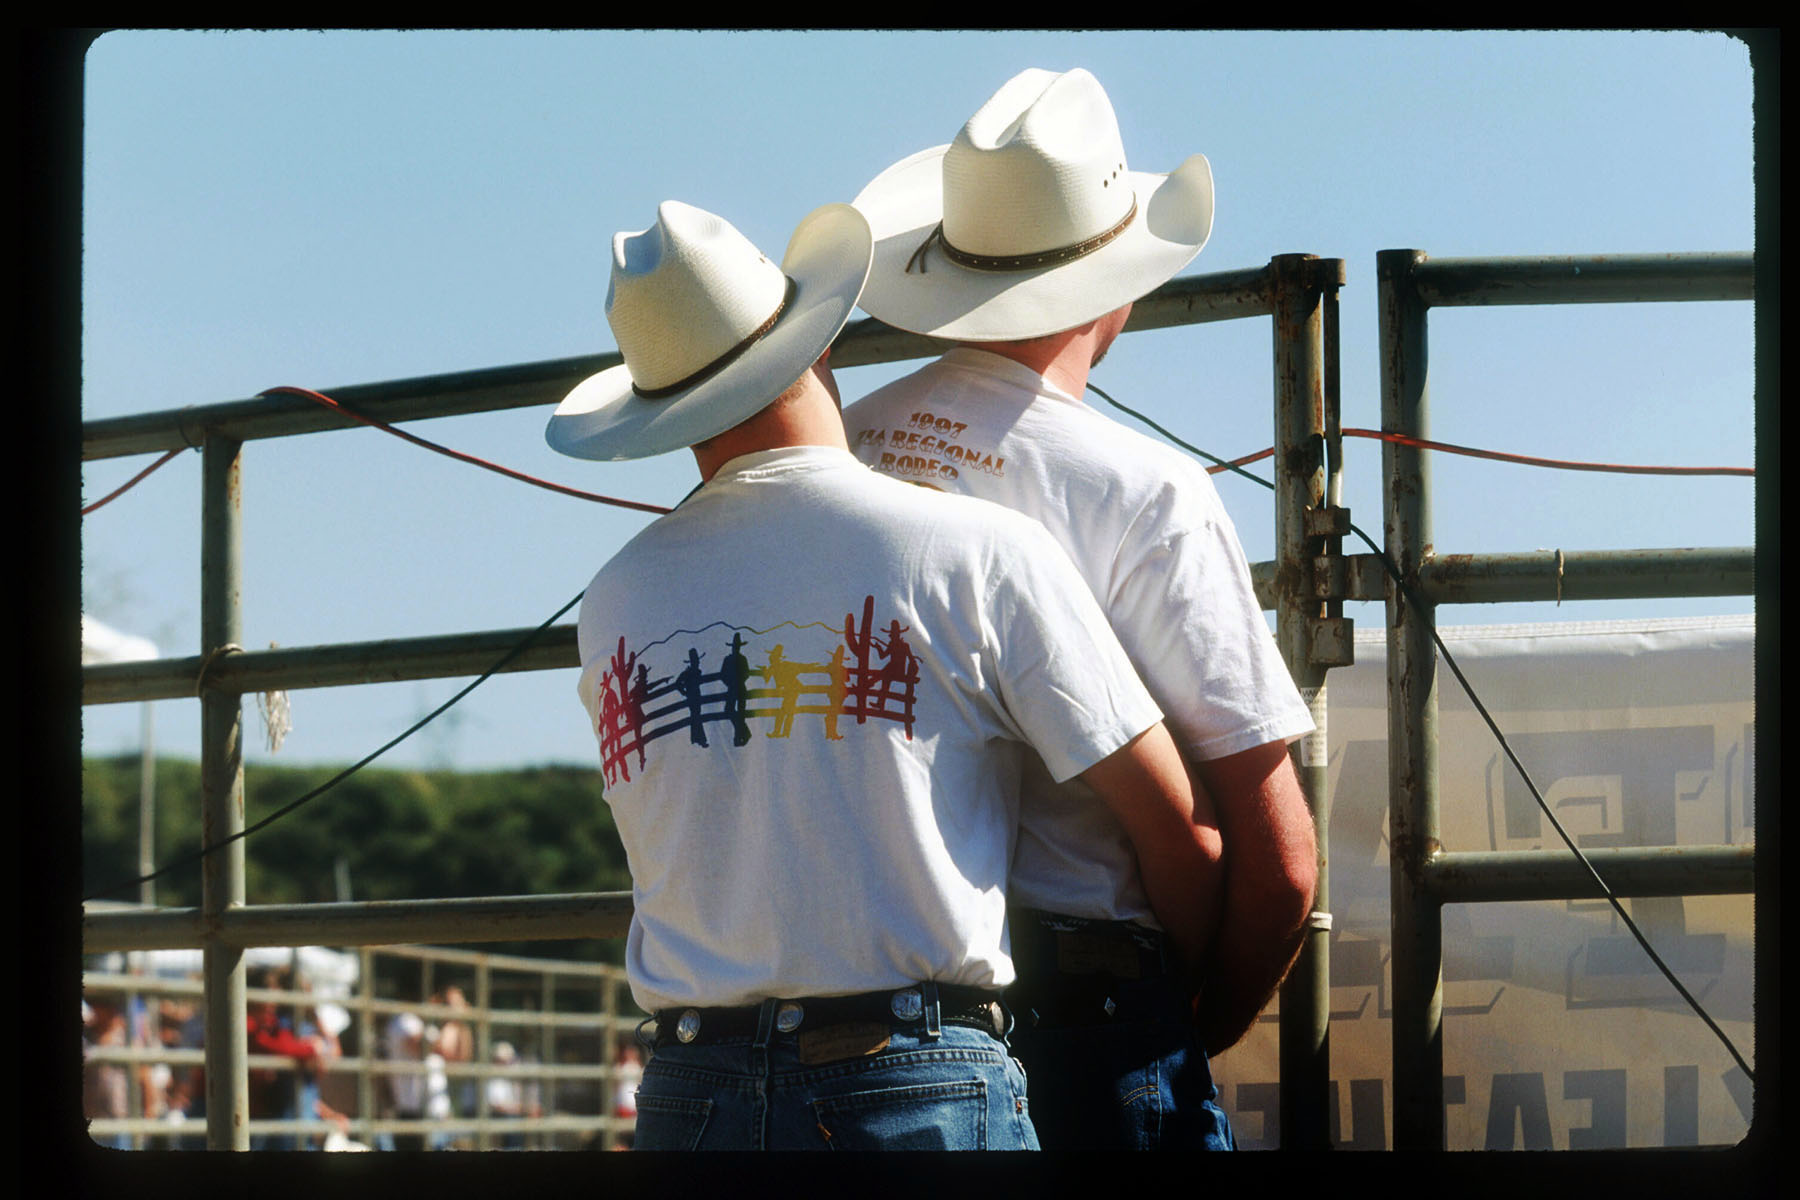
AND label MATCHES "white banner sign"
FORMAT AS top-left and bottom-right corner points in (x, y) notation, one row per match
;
(1211, 615), (1755, 1150)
